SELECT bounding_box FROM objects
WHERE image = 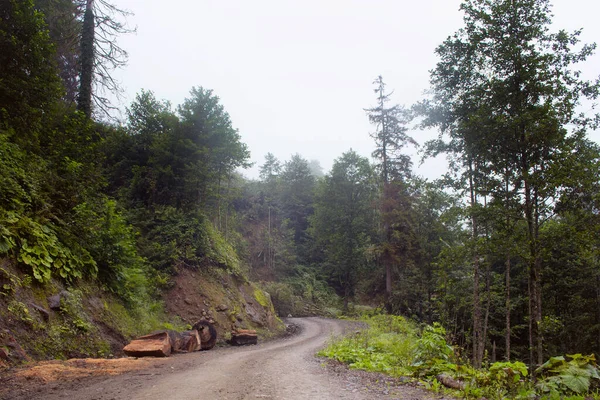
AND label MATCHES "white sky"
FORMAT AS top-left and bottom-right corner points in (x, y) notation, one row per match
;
(111, 0), (600, 180)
